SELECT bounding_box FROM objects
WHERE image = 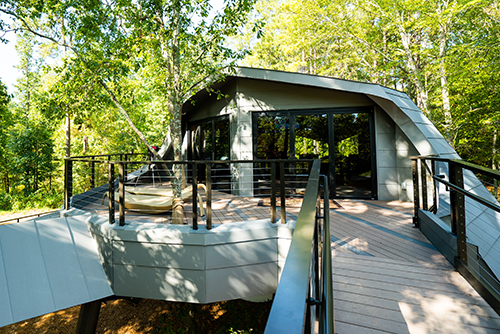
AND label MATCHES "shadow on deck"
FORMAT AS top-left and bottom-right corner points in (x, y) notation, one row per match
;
(331, 199), (500, 333)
